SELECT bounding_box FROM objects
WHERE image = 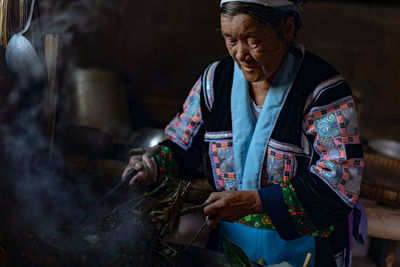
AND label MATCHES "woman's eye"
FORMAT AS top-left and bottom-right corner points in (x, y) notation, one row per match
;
(227, 39), (237, 45)
(248, 38), (260, 47)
